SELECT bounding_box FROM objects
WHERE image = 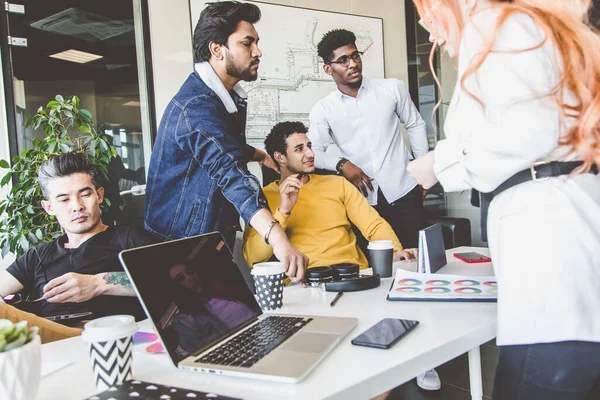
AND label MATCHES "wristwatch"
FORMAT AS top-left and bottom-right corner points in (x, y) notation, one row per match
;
(336, 158), (349, 173)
